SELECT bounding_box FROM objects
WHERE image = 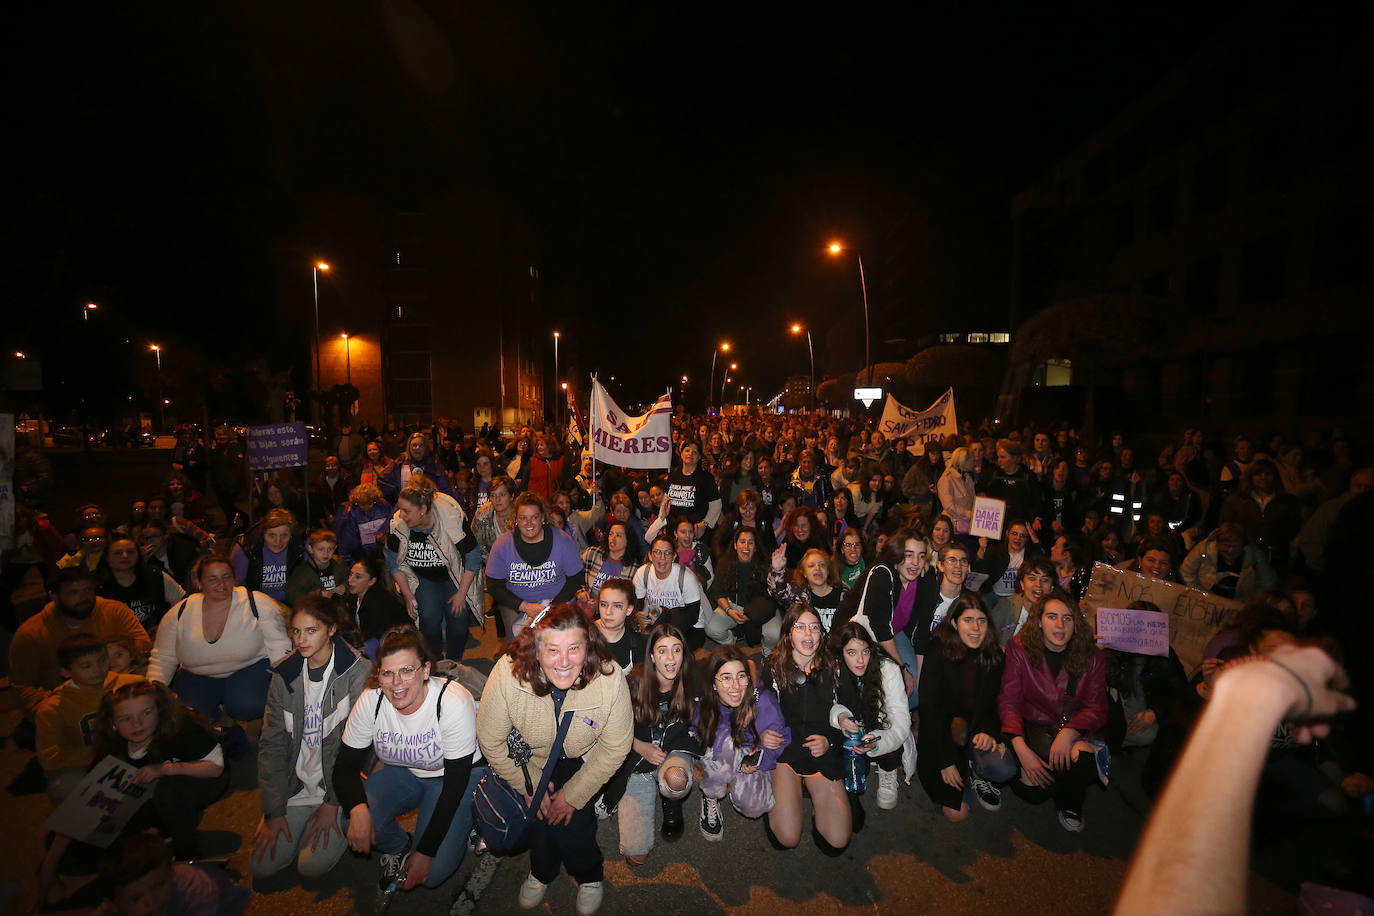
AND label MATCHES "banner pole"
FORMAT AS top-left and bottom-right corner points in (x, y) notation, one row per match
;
(589, 374), (598, 507)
